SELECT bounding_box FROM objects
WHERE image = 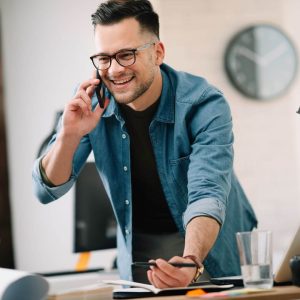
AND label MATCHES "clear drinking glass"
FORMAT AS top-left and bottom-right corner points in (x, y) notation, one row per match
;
(236, 230), (273, 289)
